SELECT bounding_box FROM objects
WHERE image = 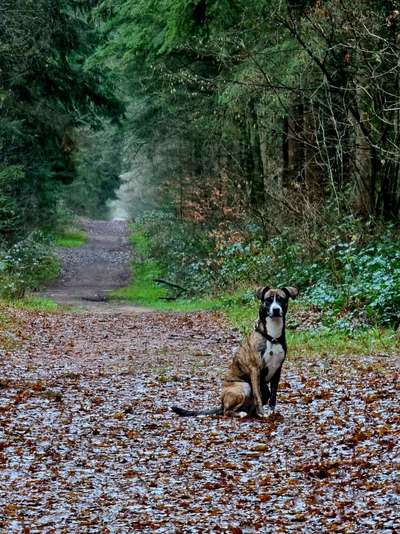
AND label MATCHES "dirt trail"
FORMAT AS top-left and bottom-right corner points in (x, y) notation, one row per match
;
(40, 219), (148, 312)
(0, 221), (398, 532)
